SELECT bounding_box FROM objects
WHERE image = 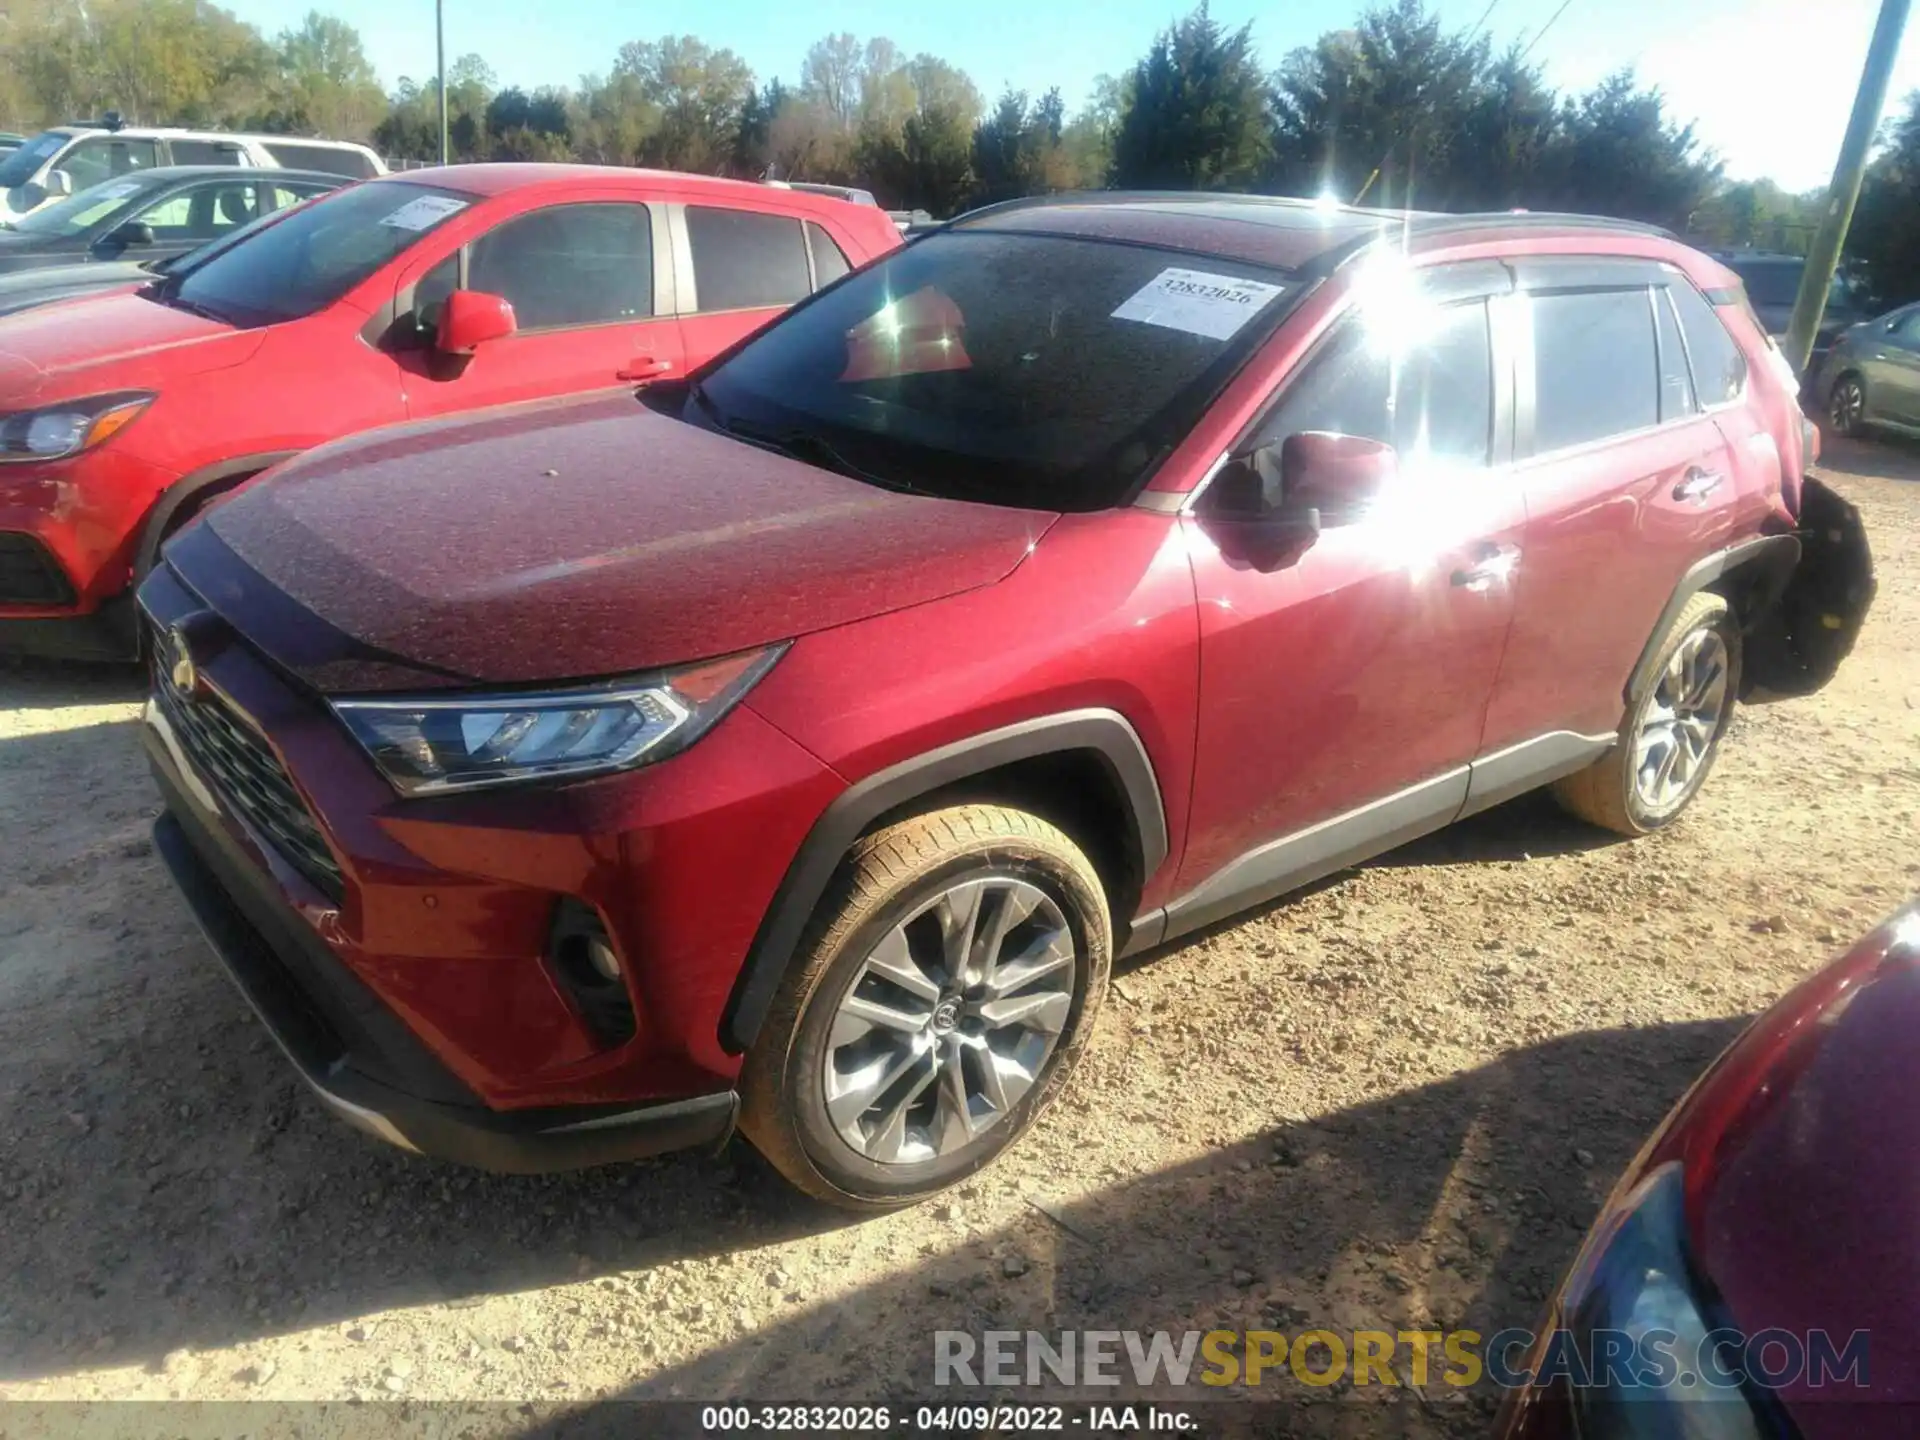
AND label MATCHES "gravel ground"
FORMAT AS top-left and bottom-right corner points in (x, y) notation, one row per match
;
(1, 439), (1914, 1434)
